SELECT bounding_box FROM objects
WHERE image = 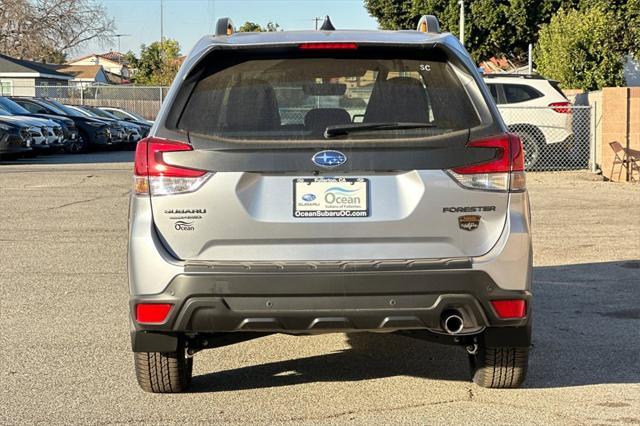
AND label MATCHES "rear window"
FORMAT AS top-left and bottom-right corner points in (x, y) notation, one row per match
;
(503, 84), (543, 104)
(173, 47), (483, 144)
(549, 81), (568, 100)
